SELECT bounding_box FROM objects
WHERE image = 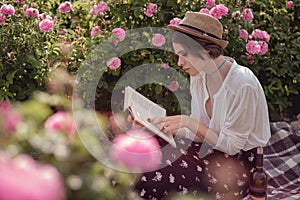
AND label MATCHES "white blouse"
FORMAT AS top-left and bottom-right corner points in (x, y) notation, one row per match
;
(187, 61), (271, 155)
